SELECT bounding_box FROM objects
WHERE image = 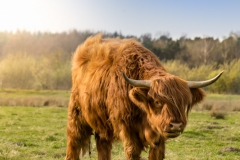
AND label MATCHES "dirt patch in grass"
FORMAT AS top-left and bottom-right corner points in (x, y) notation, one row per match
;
(206, 125), (224, 129)
(221, 147), (240, 152)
